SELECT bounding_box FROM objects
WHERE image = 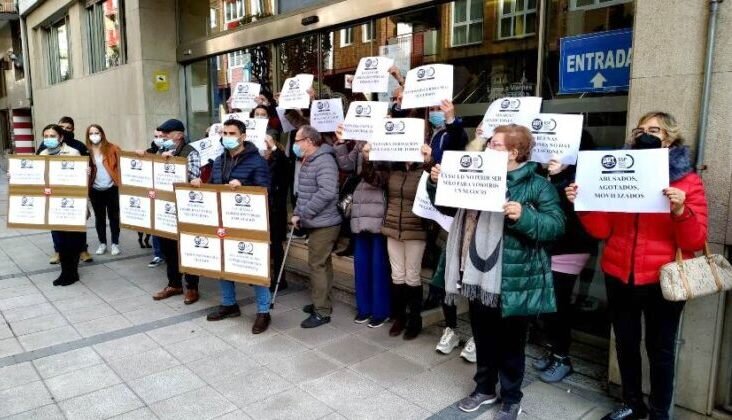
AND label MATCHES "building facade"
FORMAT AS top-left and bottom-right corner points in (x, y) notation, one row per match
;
(19, 0), (732, 416)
